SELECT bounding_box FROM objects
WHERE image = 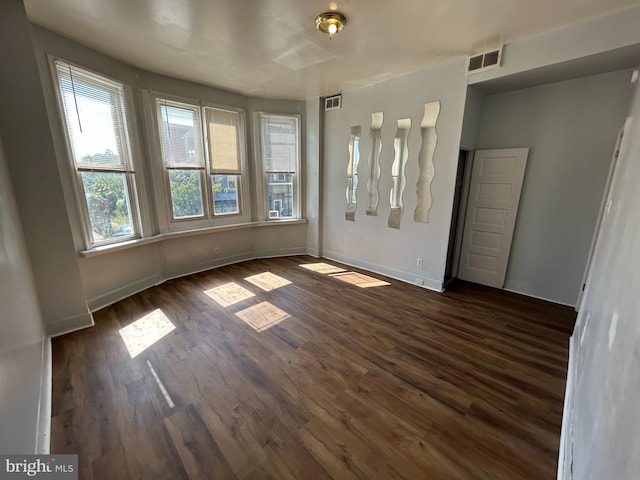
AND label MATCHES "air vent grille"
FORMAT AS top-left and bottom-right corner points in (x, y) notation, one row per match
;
(325, 94), (342, 111)
(467, 47), (503, 74)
